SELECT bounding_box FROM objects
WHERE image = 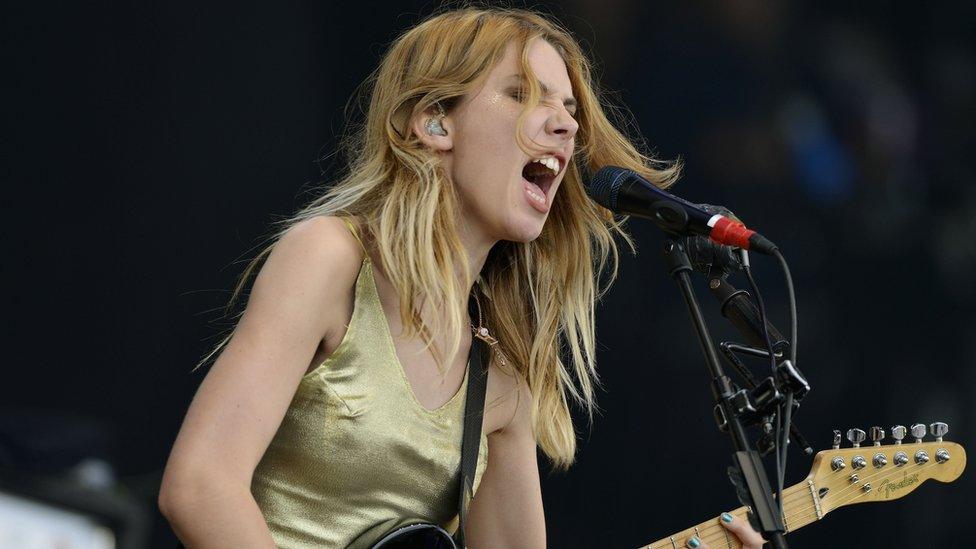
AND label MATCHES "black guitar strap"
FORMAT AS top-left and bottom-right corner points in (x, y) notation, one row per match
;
(454, 297), (490, 548)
